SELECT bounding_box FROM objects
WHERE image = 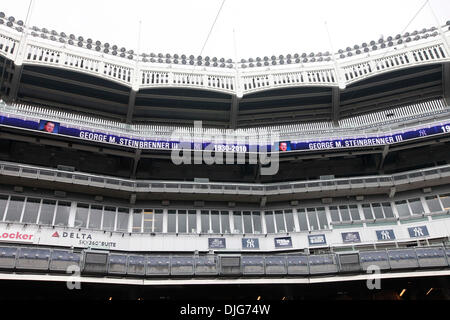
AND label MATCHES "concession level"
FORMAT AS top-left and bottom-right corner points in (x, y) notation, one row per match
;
(0, 115), (449, 152)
